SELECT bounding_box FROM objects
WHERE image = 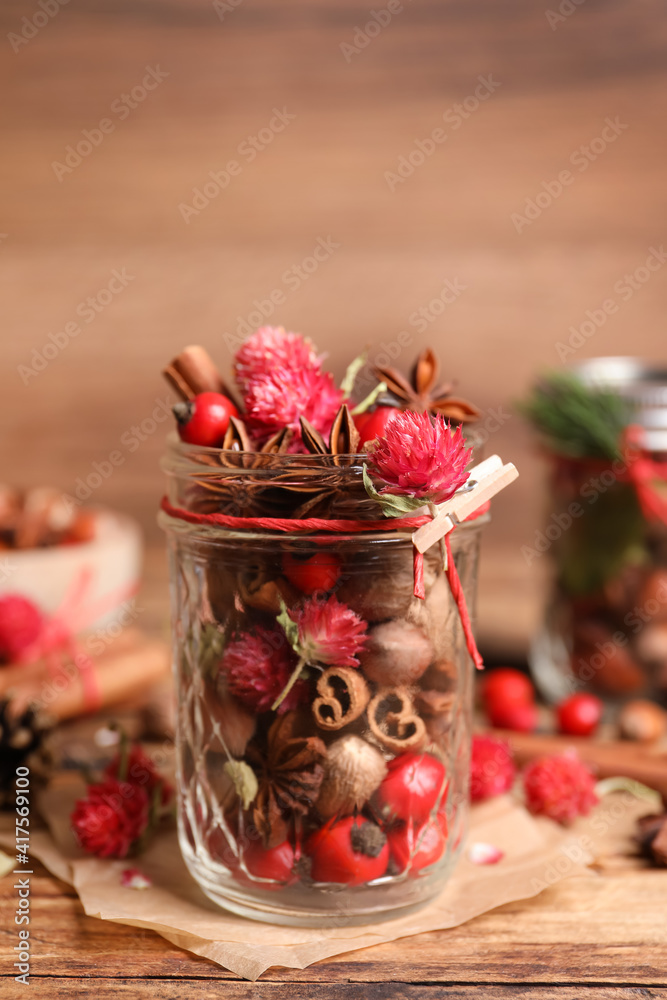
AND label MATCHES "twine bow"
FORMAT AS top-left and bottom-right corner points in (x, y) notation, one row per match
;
(18, 568), (139, 712)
